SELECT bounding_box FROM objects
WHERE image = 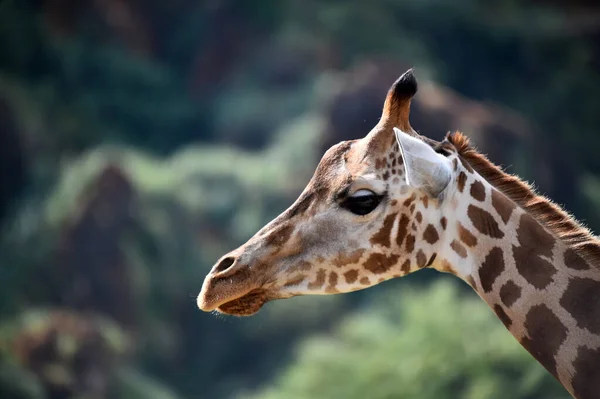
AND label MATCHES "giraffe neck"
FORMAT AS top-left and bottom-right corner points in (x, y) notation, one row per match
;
(434, 168), (600, 399)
